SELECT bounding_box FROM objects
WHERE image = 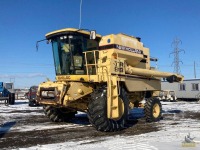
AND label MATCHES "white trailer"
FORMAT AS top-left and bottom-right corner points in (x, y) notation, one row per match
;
(161, 79), (200, 100)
